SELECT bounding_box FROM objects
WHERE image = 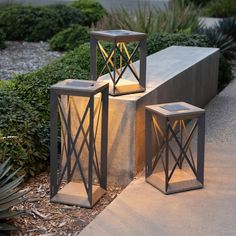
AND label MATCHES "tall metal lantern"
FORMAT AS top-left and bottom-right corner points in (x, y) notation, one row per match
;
(90, 30), (147, 96)
(50, 79), (109, 208)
